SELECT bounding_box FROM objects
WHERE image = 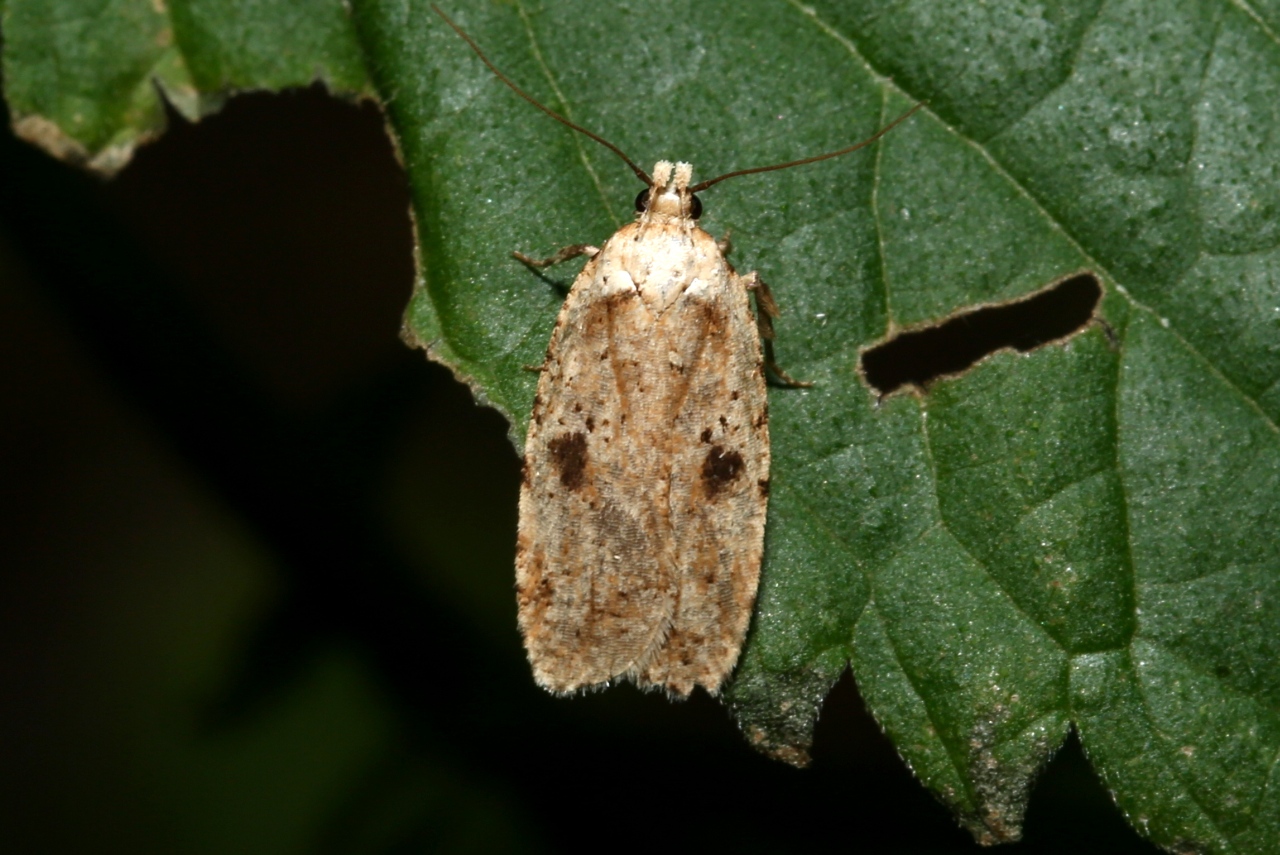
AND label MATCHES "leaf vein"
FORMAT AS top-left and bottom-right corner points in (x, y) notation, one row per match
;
(513, 0), (621, 230)
(1232, 0), (1280, 48)
(1131, 642), (1274, 841)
